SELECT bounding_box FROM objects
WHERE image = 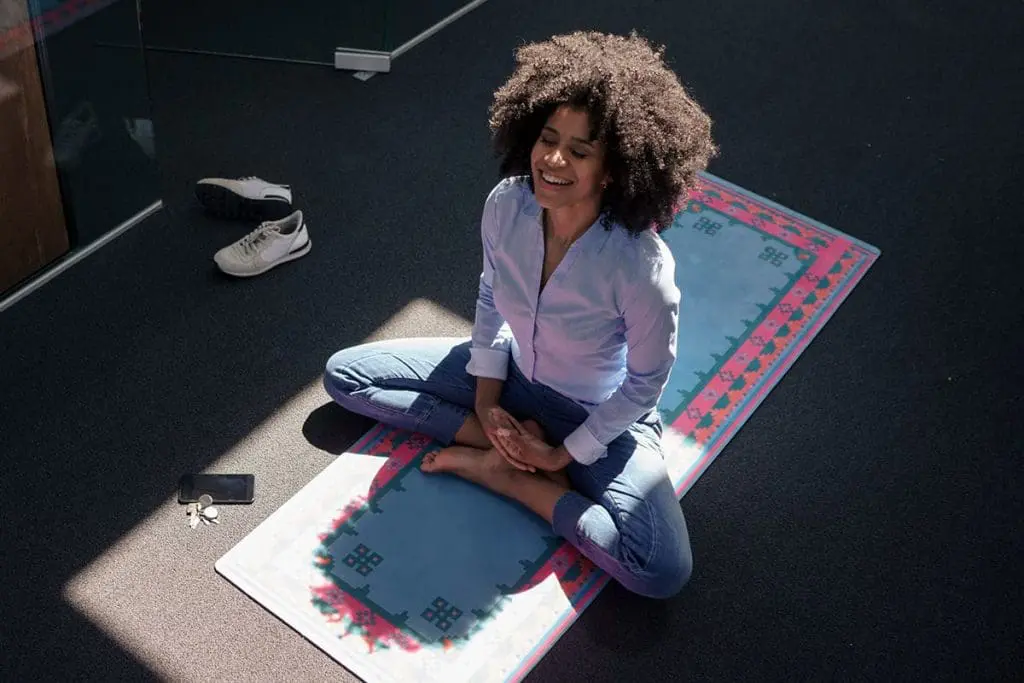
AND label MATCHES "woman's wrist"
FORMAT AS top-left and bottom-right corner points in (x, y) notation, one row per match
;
(474, 377), (504, 414)
(474, 399), (496, 417)
(552, 445), (574, 469)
